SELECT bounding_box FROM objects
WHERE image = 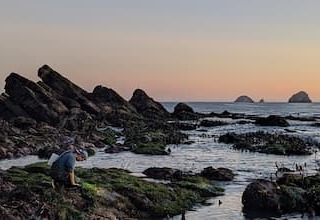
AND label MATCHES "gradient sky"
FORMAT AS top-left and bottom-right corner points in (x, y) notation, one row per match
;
(1, 1), (320, 101)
